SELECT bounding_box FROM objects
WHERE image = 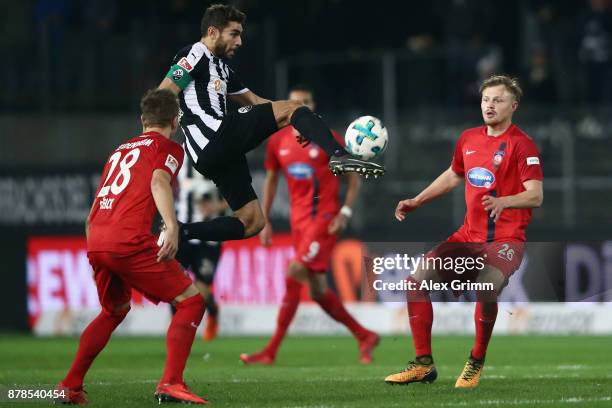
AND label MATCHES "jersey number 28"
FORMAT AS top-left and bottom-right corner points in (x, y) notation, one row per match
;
(97, 148), (141, 197)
